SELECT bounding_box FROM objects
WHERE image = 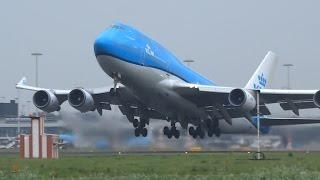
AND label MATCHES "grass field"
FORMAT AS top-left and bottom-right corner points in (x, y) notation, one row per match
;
(1, 152), (320, 179)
